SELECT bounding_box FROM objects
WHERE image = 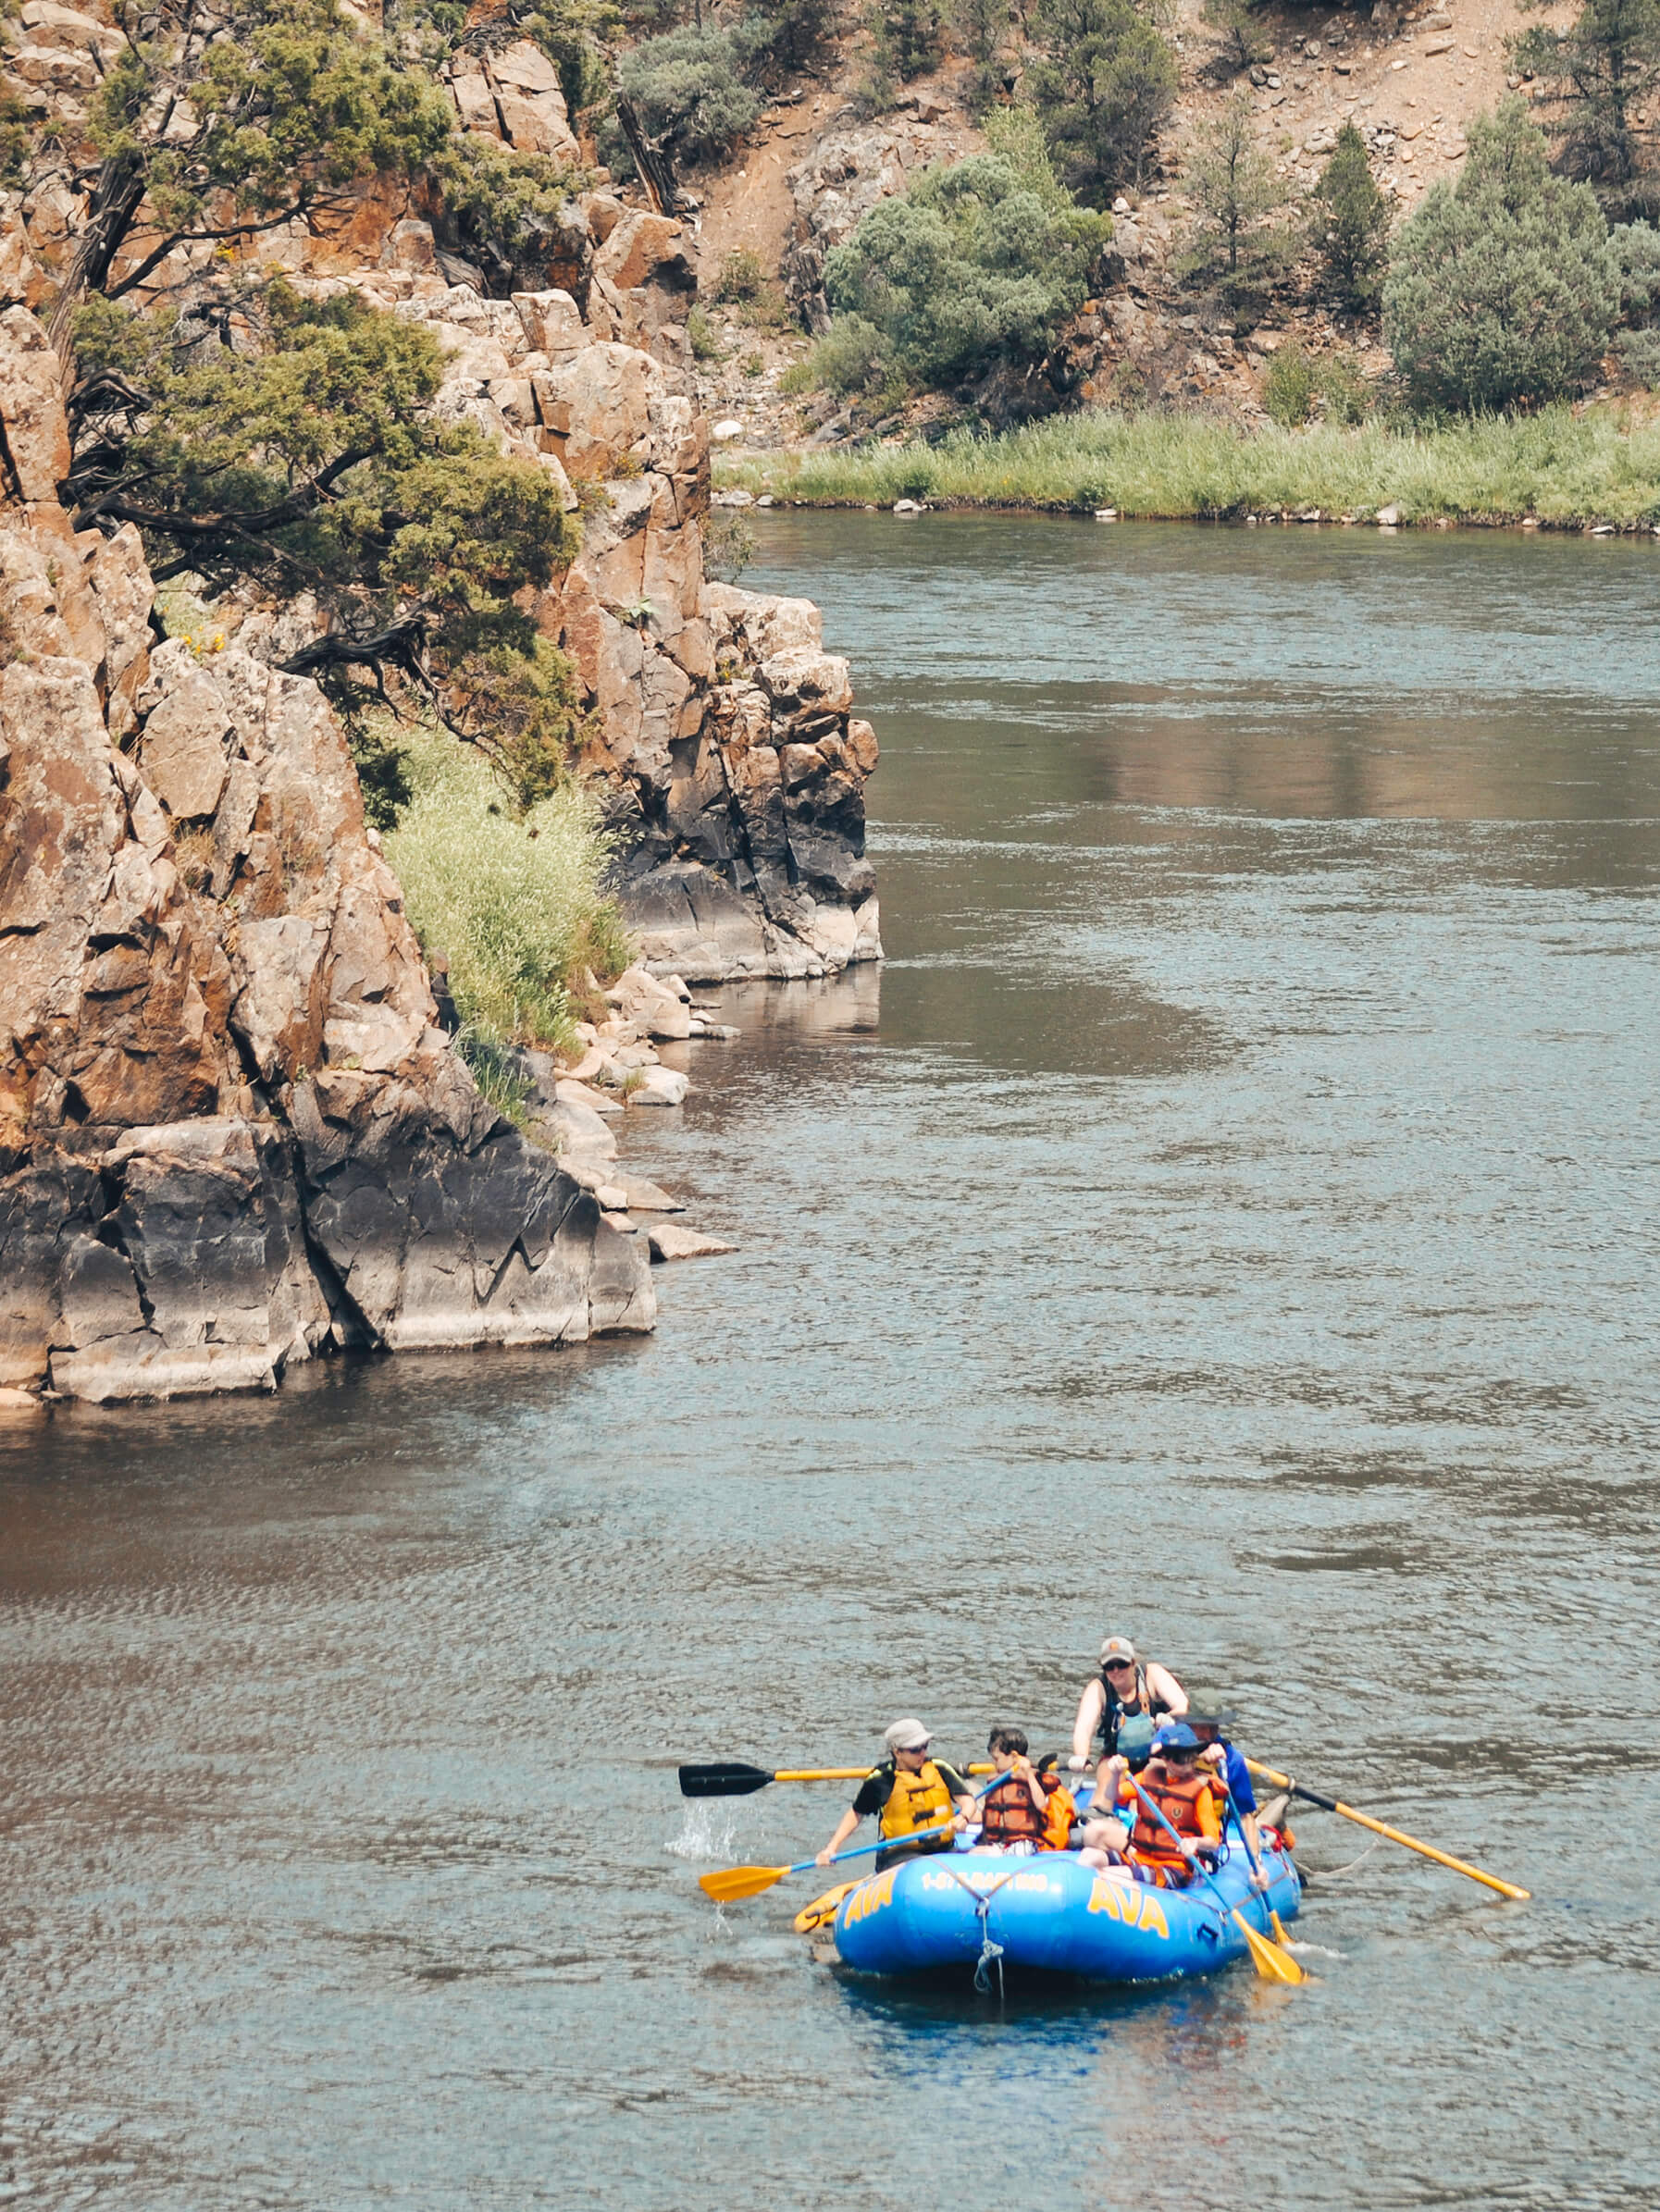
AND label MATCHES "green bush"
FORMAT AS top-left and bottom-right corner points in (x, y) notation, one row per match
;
(797, 313), (897, 394)
(1263, 344), (1372, 426)
(1263, 344), (1319, 426)
(745, 0), (835, 72)
(1615, 219), (1660, 382)
(954, 0), (1011, 112)
(1027, 0), (1178, 199)
(715, 247), (766, 300)
(1203, 0), (1270, 80)
(1382, 99), (1621, 412)
(1309, 121), (1390, 312)
(617, 23), (762, 166)
(821, 125), (1113, 388)
(867, 0), (942, 84)
(385, 726), (627, 1052)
